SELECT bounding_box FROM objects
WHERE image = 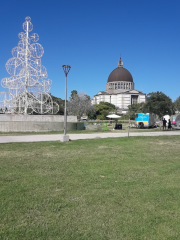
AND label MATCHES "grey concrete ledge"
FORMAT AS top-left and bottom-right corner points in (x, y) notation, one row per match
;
(0, 114), (77, 122)
(0, 121), (84, 132)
